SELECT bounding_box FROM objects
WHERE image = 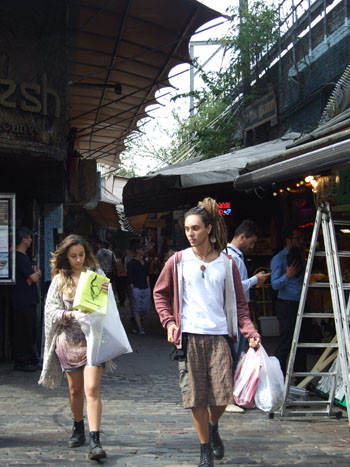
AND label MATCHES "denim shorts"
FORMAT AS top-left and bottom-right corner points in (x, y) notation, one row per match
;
(64, 362), (105, 373)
